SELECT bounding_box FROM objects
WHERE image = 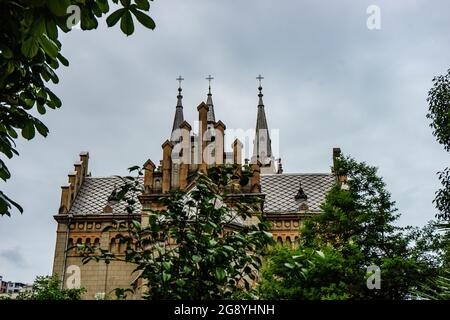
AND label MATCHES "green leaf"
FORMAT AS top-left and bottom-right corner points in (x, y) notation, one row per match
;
(284, 263), (295, 269)
(46, 90), (62, 108)
(135, 0), (150, 11)
(0, 191), (23, 215)
(215, 268), (225, 281)
(21, 37), (39, 58)
(316, 250), (325, 259)
(0, 159), (11, 181)
(192, 255), (201, 263)
(97, 0), (110, 13)
(263, 231), (273, 239)
(131, 9), (155, 30)
(34, 119), (49, 137)
(162, 262), (170, 271)
(57, 53), (69, 67)
(47, 0), (71, 16)
(106, 8), (125, 27)
(162, 272), (171, 282)
(46, 18), (58, 40)
(22, 122), (35, 140)
(39, 34), (59, 58)
(120, 11), (135, 36)
(37, 104), (46, 115)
